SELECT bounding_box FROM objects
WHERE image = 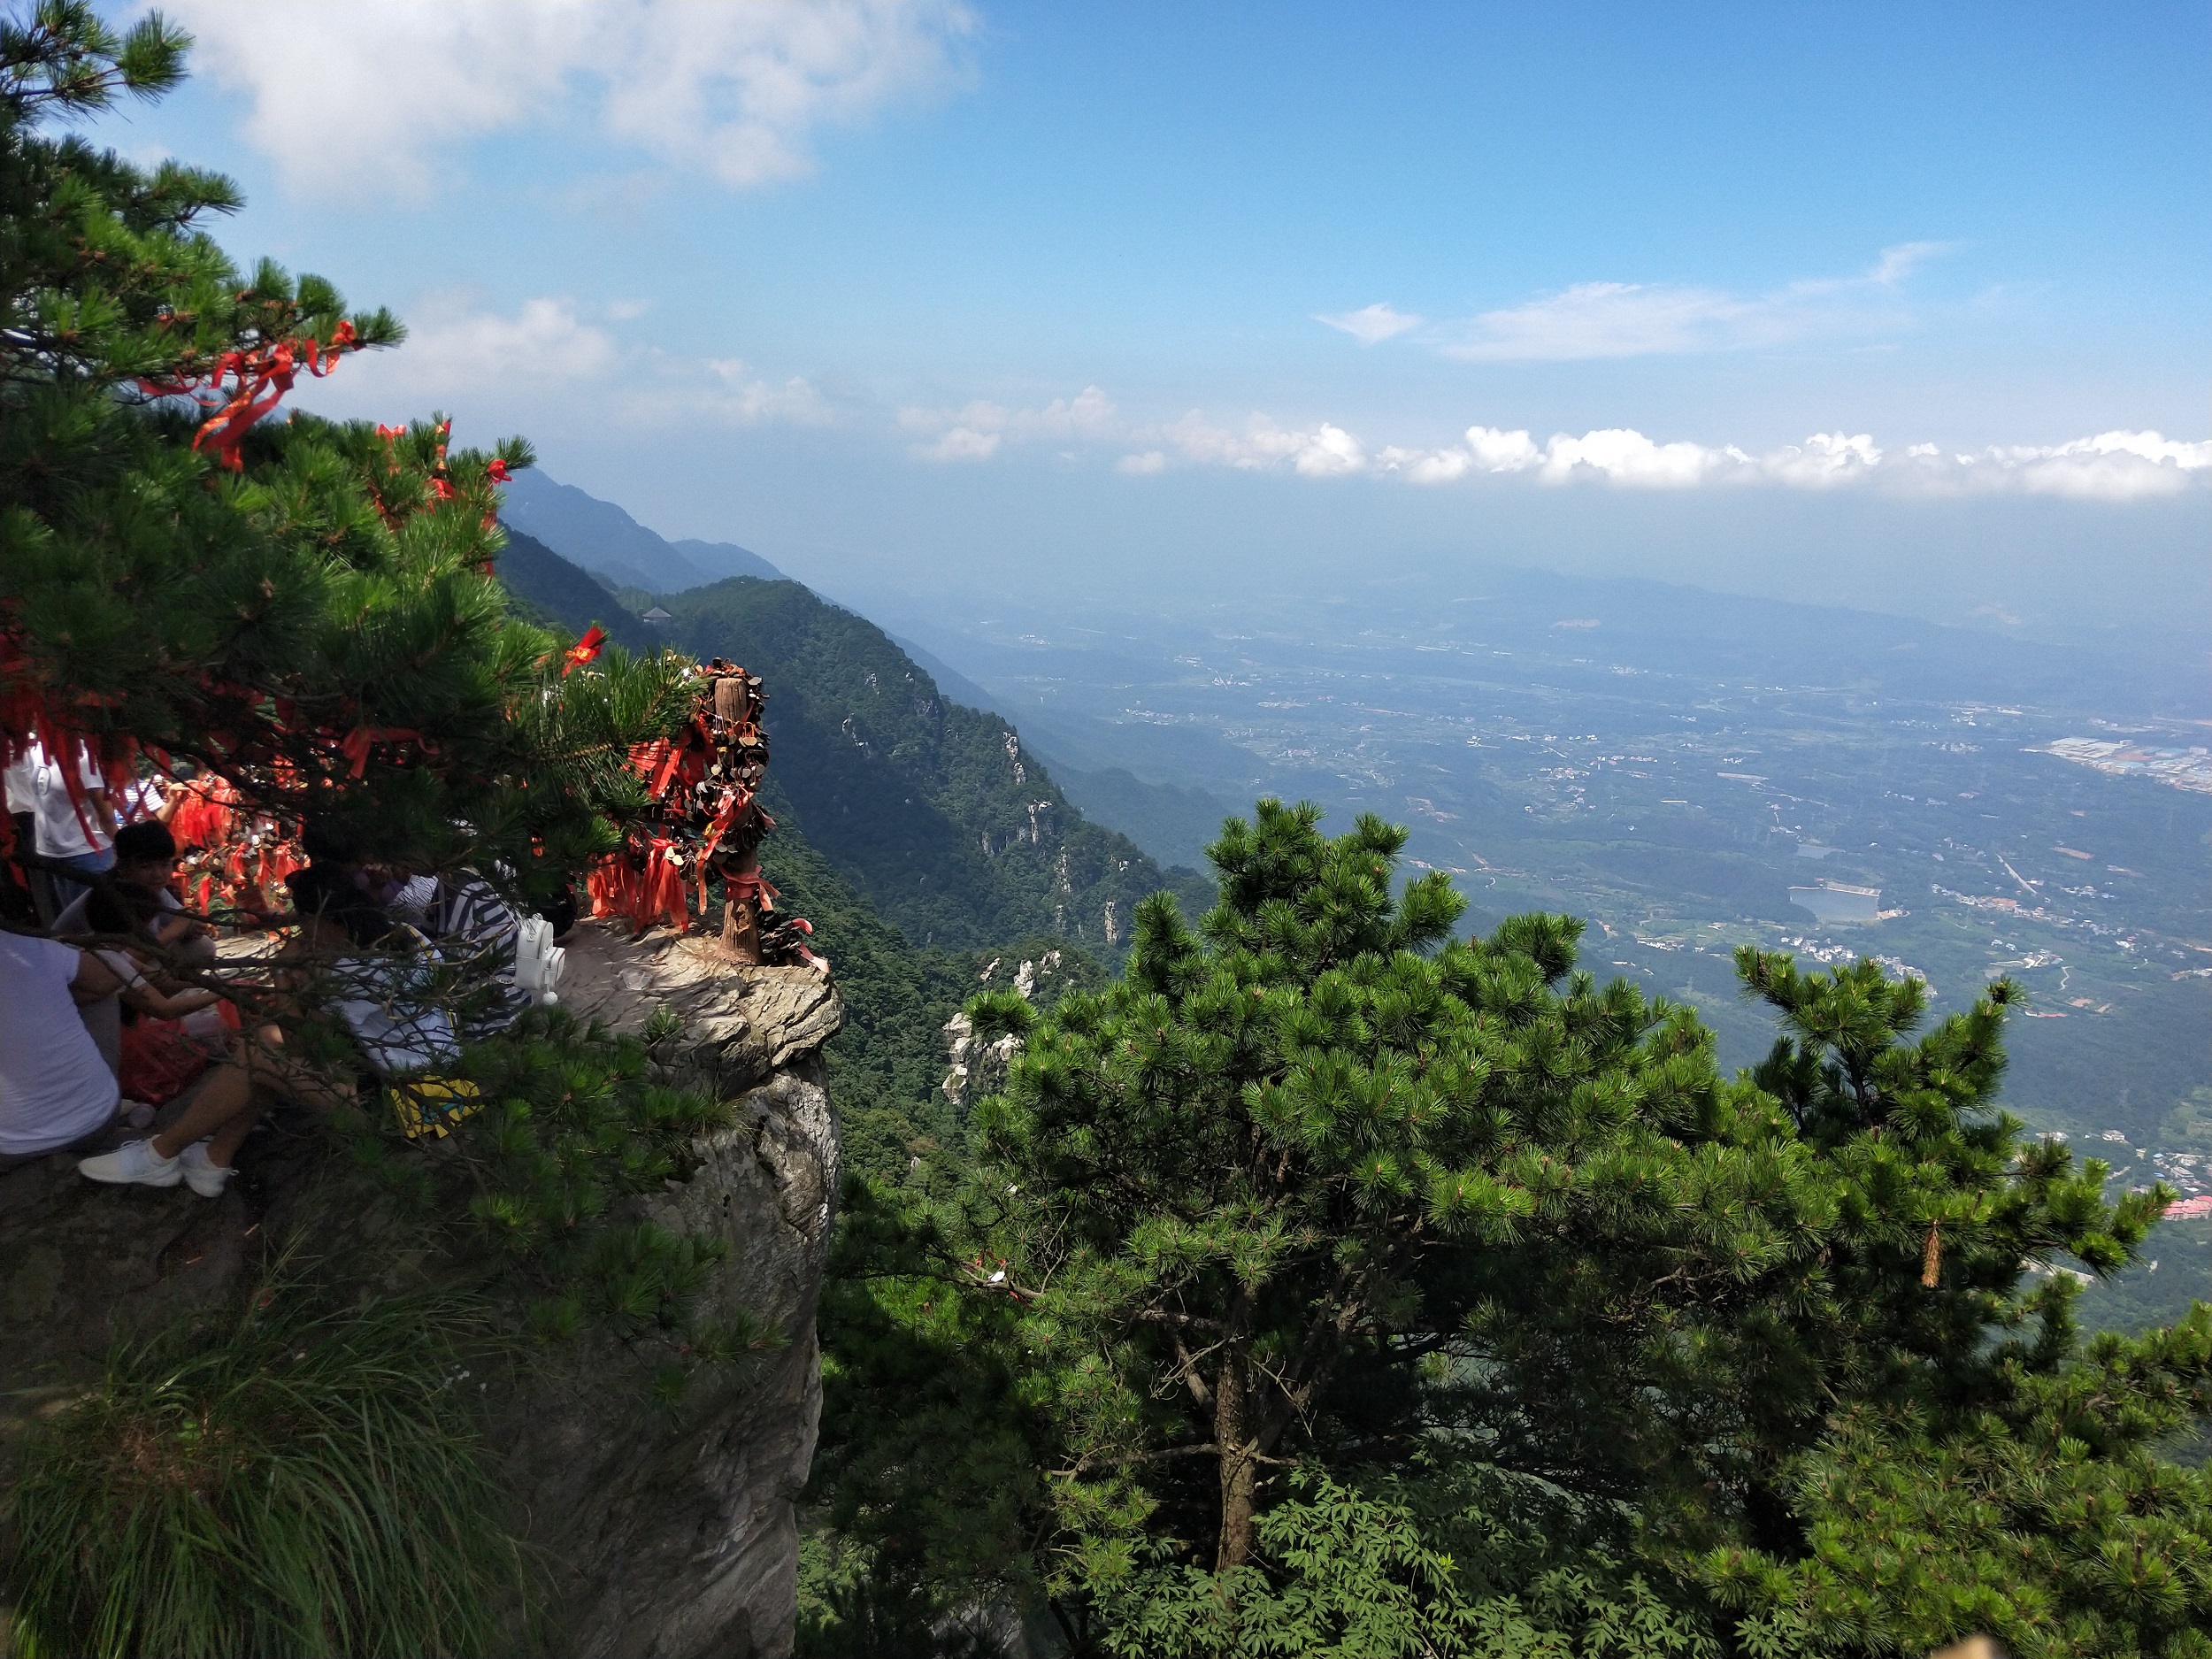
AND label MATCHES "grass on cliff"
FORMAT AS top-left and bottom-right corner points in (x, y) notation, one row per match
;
(4, 1263), (523, 1659)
